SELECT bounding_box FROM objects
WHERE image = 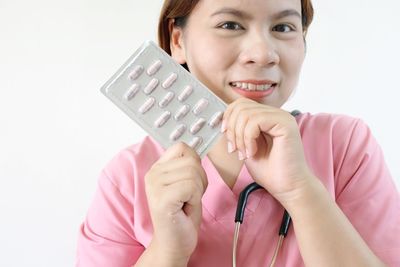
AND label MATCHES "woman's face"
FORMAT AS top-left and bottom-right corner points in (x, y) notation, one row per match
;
(170, 0), (305, 107)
